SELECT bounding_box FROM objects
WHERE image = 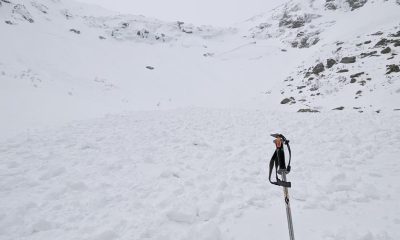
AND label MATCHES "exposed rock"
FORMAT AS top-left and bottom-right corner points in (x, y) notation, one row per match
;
(381, 47), (391, 54)
(281, 97), (296, 104)
(325, 0), (337, 10)
(297, 86), (306, 89)
(350, 79), (356, 83)
(99, 36), (106, 40)
(5, 20), (14, 25)
(61, 9), (73, 19)
(356, 90), (362, 95)
(70, 29), (80, 34)
(332, 106), (344, 110)
(310, 86), (319, 91)
(279, 14), (305, 29)
(360, 51), (378, 58)
(326, 59), (336, 68)
(350, 72), (364, 78)
(298, 109), (319, 113)
(312, 63), (325, 75)
(292, 32), (320, 48)
(337, 69), (349, 73)
(146, 66), (155, 70)
(12, 4), (34, 23)
(389, 31), (400, 37)
(386, 64), (400, 74)
(374, 38), (388, 48)
(340, 56), (356, 63)
(336, 41), (344, 46)
(364, 40), (371, 44)
(347, 0), (367, 10)
(371, 31), (383, 36)
(121, 22), (129, 28)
